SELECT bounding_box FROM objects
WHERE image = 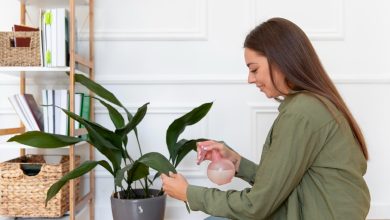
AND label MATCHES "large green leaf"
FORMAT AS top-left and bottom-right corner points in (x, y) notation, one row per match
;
(115, 164), (133, 188)
(60, 107), (121, 150)
(7, 131), (83, 148)
(170, 139), (188, 163)
(129, 163), (149, 183)
(116, 103), (149, 137)
(85, 120), (123, 150)
(46, 160), (113, 205)
(173, 138), (208, 167)
(138, 152), (176, 175)
(115, 162), (149, 188)
(122, 108), (138, 148)
(72, 73), (123, 107)
(92, 96), (124, 129)
(60, 108), (122, 172)
(166, 102), (213, 156)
